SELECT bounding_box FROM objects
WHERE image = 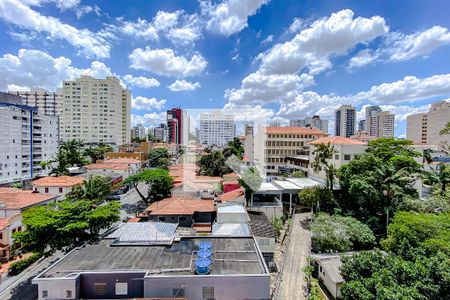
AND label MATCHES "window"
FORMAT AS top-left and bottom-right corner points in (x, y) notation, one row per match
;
(66, 290), (72, 298)
(202, 287), (215, 300)
(45, 187), (49, 193)
(0, 232), (2, 240)
(59, 187), (63, 193)
(115, 282), (128, 295)
(159, 217), (166, 221)
(334, 154), (339, 160)
(42, 290), (49, 298)
(179, 216), (187, 221)
(94, 283), (107, 295)
(344, 154), (351, 161)
(173, 288), (185, 297)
